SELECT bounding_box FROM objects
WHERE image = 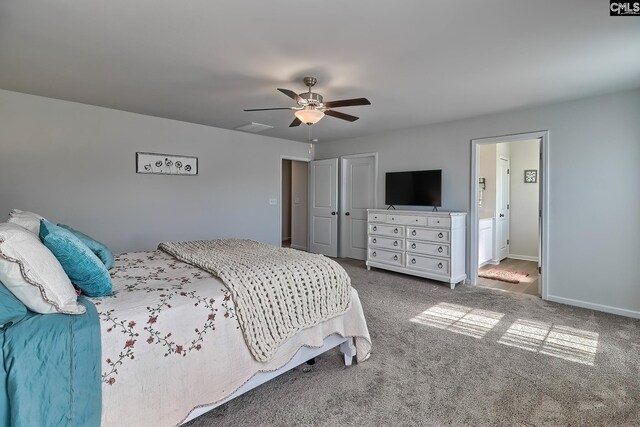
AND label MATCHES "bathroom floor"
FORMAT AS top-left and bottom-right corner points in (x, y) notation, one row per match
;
(477, 258), (539, 296)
